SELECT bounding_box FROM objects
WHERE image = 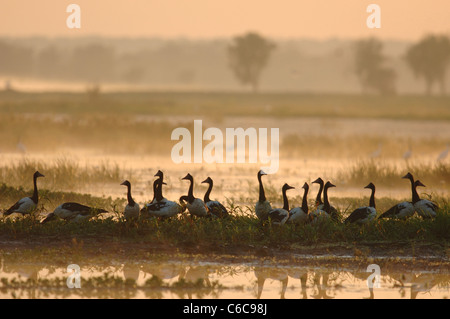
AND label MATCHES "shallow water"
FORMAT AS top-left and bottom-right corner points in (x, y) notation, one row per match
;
(0, 257), (448, 299)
